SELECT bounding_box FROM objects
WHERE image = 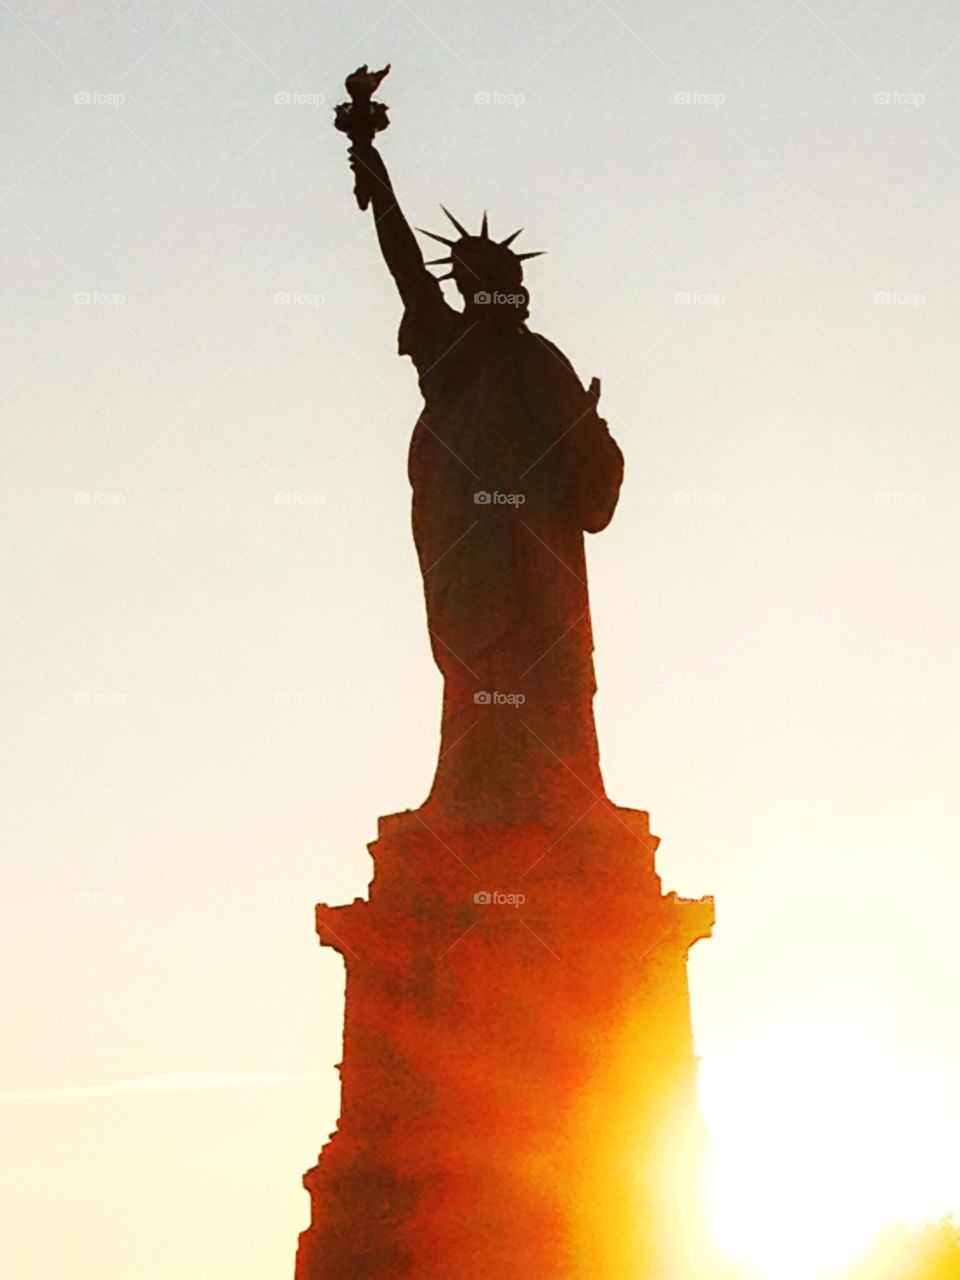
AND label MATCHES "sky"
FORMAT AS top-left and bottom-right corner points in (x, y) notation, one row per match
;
(2, 1), (959, 1277)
